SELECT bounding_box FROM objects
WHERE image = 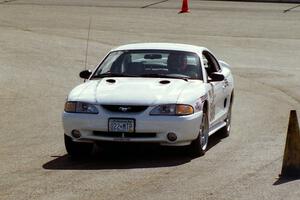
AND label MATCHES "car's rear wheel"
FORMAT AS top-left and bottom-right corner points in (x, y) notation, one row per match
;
(64, 134), (94, 157)
(189, 111), (209, 157)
